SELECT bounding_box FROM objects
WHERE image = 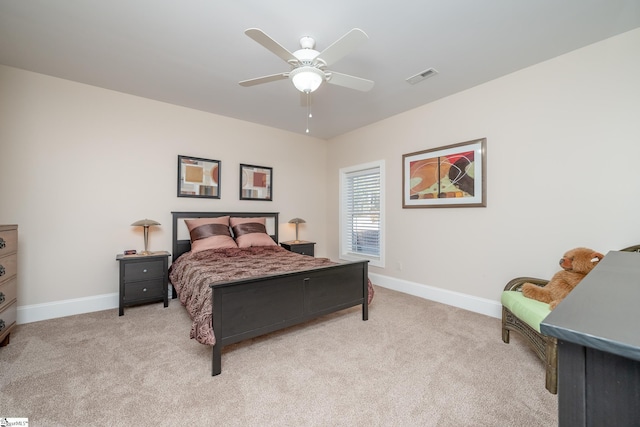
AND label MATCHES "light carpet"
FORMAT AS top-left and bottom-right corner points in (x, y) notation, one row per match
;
(0, 286), (557, 426)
